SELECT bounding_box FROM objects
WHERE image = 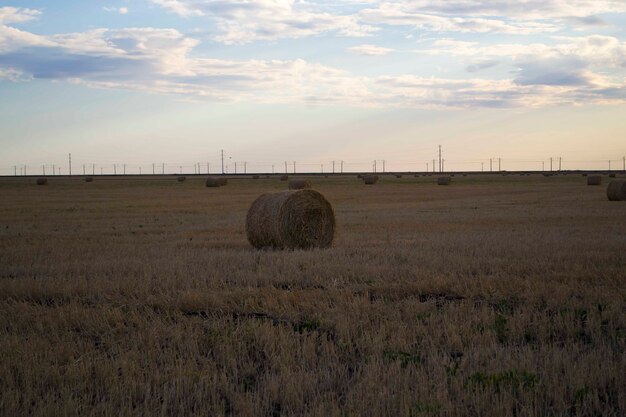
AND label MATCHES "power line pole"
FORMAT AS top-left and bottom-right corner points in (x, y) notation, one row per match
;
(382, 160), (385, 173)
(293, 161), (296, 173)
(244, 162), (247, 174)
(284, 161), (287, 174)
(559, 157), (562, 171)
(490, 158), (492, 172)
(43, 165), (45, 175)
(498, 157), (501, 172)
(123, 164), (126, 175)
(442, 159), (445, 172)
(432, 159), (435, 172)
(114, 164), (117, 175)
(234, 162), (237, 174)
(68, 153), (72, 176)
(550, 157), (553, 172)
(221, 150), (225, 174)
(139, 167), (142, 175)
(438, 145), (442, 173)
(332, 160), (335, 174)
(341, 160), (344, 173)
(373, 160), (377, 173)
